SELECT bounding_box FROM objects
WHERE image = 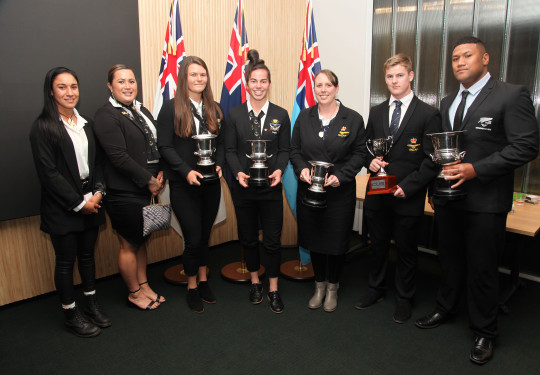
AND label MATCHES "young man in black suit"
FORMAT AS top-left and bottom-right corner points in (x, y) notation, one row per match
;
(415, 37), (539, 365)
(355, 54), (441, 323)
